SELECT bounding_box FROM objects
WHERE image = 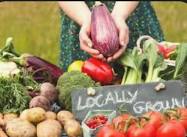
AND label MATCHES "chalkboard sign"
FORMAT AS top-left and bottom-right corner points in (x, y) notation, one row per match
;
(71, 80), (187, 121)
